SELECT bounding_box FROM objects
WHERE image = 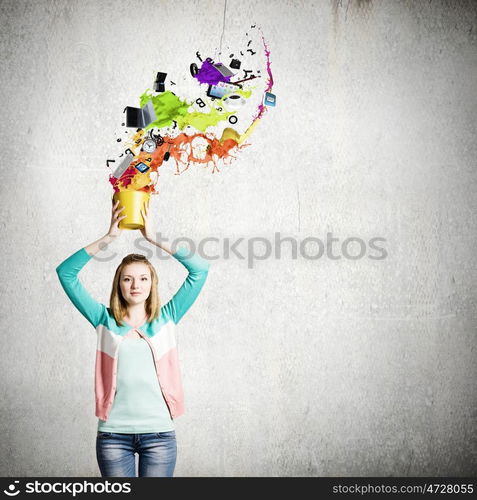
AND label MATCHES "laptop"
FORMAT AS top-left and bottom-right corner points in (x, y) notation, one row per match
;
(125, 101), (157, 128)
